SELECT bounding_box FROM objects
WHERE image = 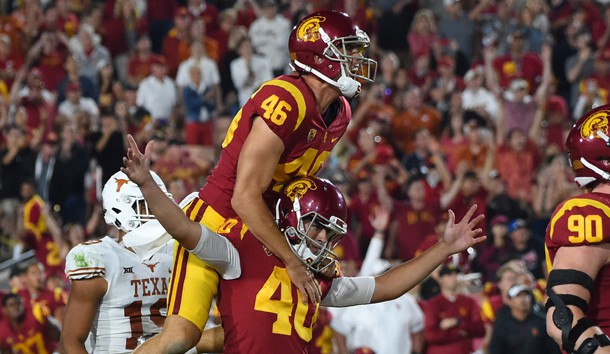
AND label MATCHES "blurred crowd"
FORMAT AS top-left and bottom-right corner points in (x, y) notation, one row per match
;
(0, 0), (607, 353)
